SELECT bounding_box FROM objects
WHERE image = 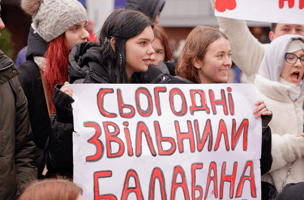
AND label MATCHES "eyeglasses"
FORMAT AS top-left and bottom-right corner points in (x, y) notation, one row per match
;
(285, 53), (304, 66)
